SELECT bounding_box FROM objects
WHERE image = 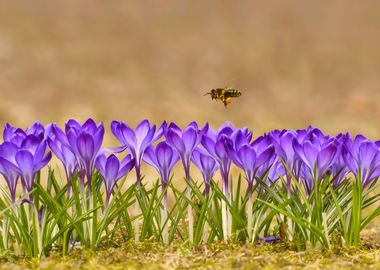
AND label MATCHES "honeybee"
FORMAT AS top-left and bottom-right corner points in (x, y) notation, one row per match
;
(204, 88), (242, 107)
